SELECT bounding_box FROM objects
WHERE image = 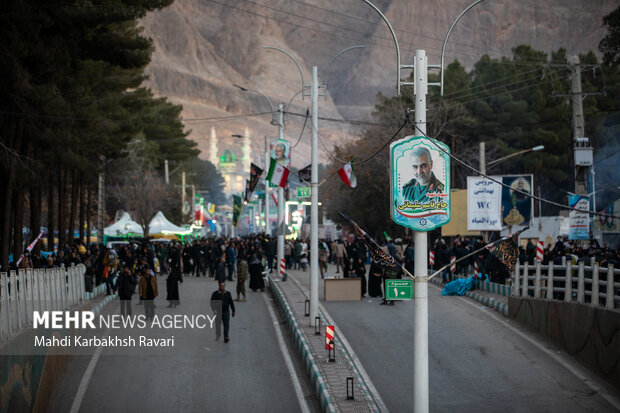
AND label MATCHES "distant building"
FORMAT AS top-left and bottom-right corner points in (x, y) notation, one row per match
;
(219, 149), (245, 196)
